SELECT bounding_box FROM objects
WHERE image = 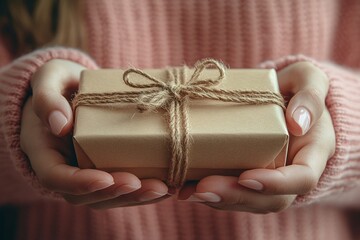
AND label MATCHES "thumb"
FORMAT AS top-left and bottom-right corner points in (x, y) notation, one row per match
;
(31, 60), (86, 136)
(277, 62), (329, 136)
